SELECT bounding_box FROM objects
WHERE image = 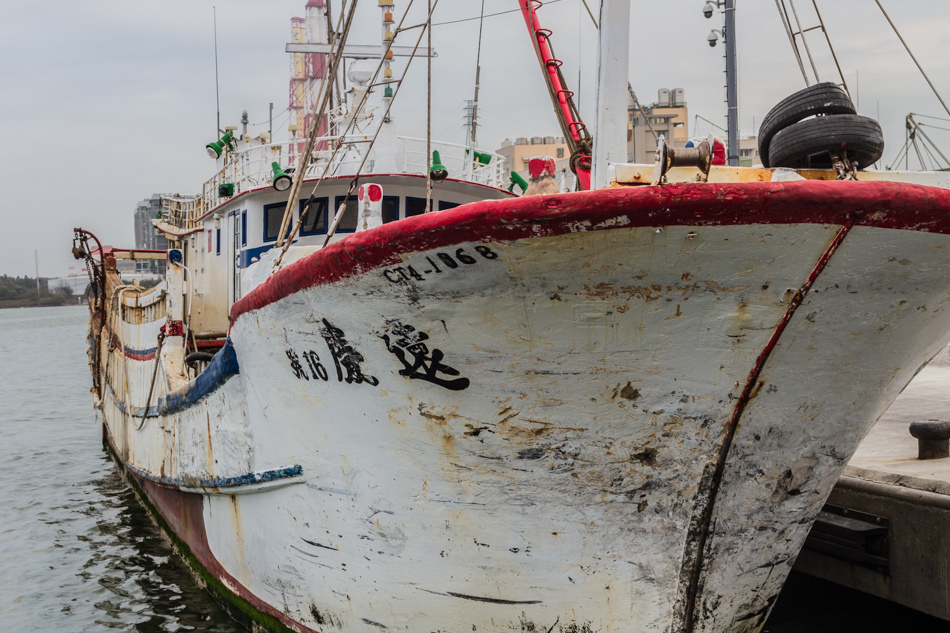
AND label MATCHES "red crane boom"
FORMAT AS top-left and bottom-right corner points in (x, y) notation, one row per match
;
(518, 0), (592, 190)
